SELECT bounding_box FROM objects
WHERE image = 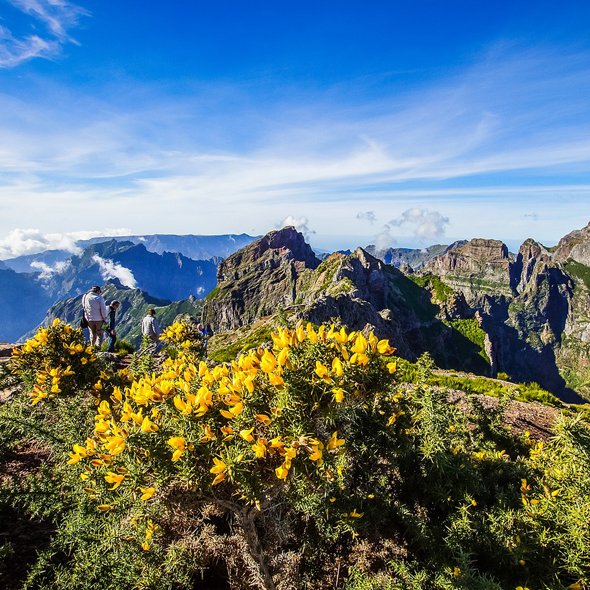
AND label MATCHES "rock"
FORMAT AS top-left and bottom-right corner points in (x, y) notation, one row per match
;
(553, 221), (590, 265)
(423, 238), (513, 303)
